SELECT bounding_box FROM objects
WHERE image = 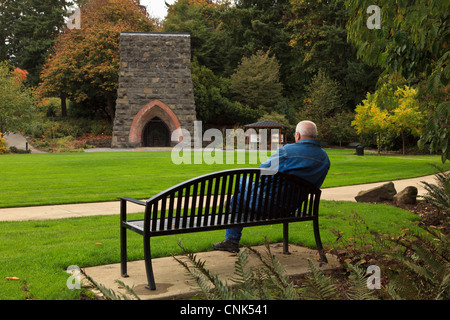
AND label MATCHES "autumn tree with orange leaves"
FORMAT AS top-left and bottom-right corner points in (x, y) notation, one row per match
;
(38, 0), (157, 120)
